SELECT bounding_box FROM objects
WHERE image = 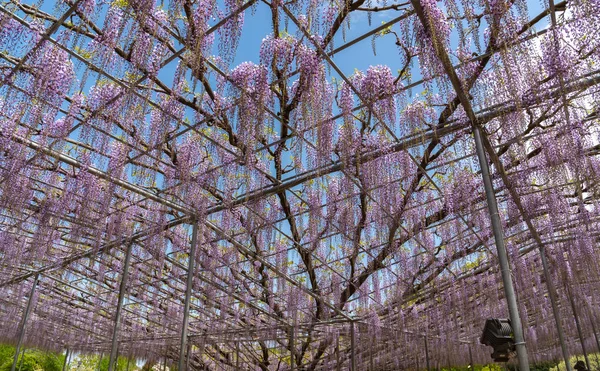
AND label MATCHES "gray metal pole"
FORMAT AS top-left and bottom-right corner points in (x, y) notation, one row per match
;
(569, 290), (591, 370)
(424, 336), (430, 371)
(66, 351), (72, 371)
(17, 347), (25, 371)
(236, 341), (240, 370)
(62, 349), (70, 371)
(592, 318), (600, 350)
(589, 313), (600, 362)
(369, 340), (374, 371)
(11, 273), (39, 371)
(469, 345), (473, 368)
(108, 242), (134, 371)
(350, 322), (356, 371)
(336, 336), (341, 371)
(290, 325), (295, 371)
(472, 127), (530, 371)
(178, 222), (199, 371)
(540, 250), (572, 371)
(186, 341), (192, 370)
